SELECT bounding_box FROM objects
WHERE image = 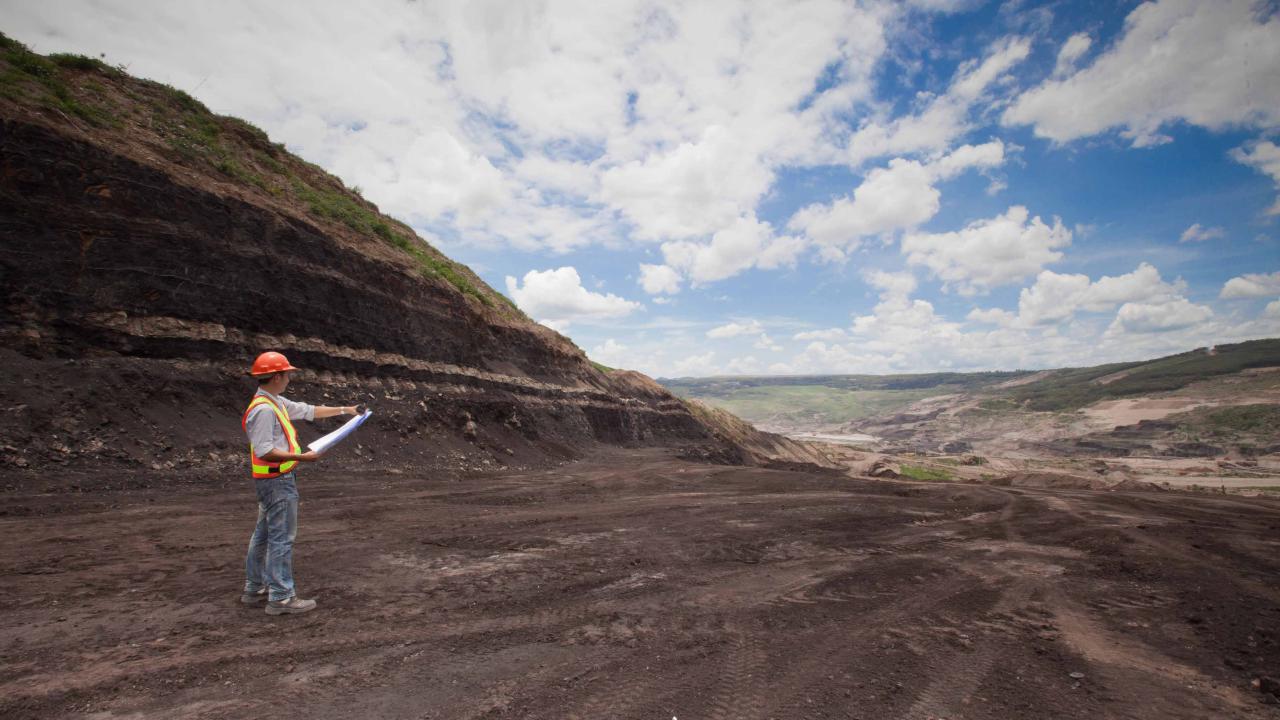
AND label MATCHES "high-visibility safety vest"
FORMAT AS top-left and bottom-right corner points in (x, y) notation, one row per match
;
(242, 395), (301, 479)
